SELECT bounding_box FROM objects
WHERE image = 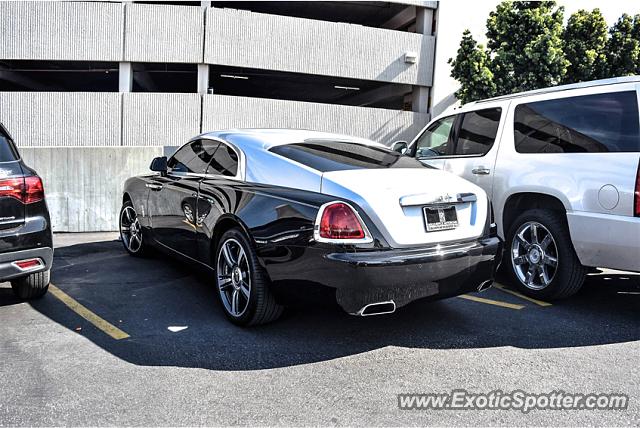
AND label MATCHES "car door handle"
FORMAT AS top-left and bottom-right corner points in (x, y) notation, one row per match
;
(146, 183), (163, 191)
(472, 167), (491, 175)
